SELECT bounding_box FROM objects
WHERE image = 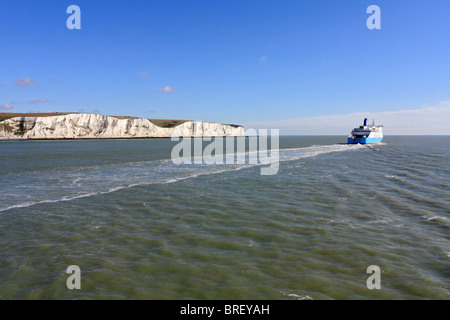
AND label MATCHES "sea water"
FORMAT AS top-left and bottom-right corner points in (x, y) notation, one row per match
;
(0, 136), (448, 299)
